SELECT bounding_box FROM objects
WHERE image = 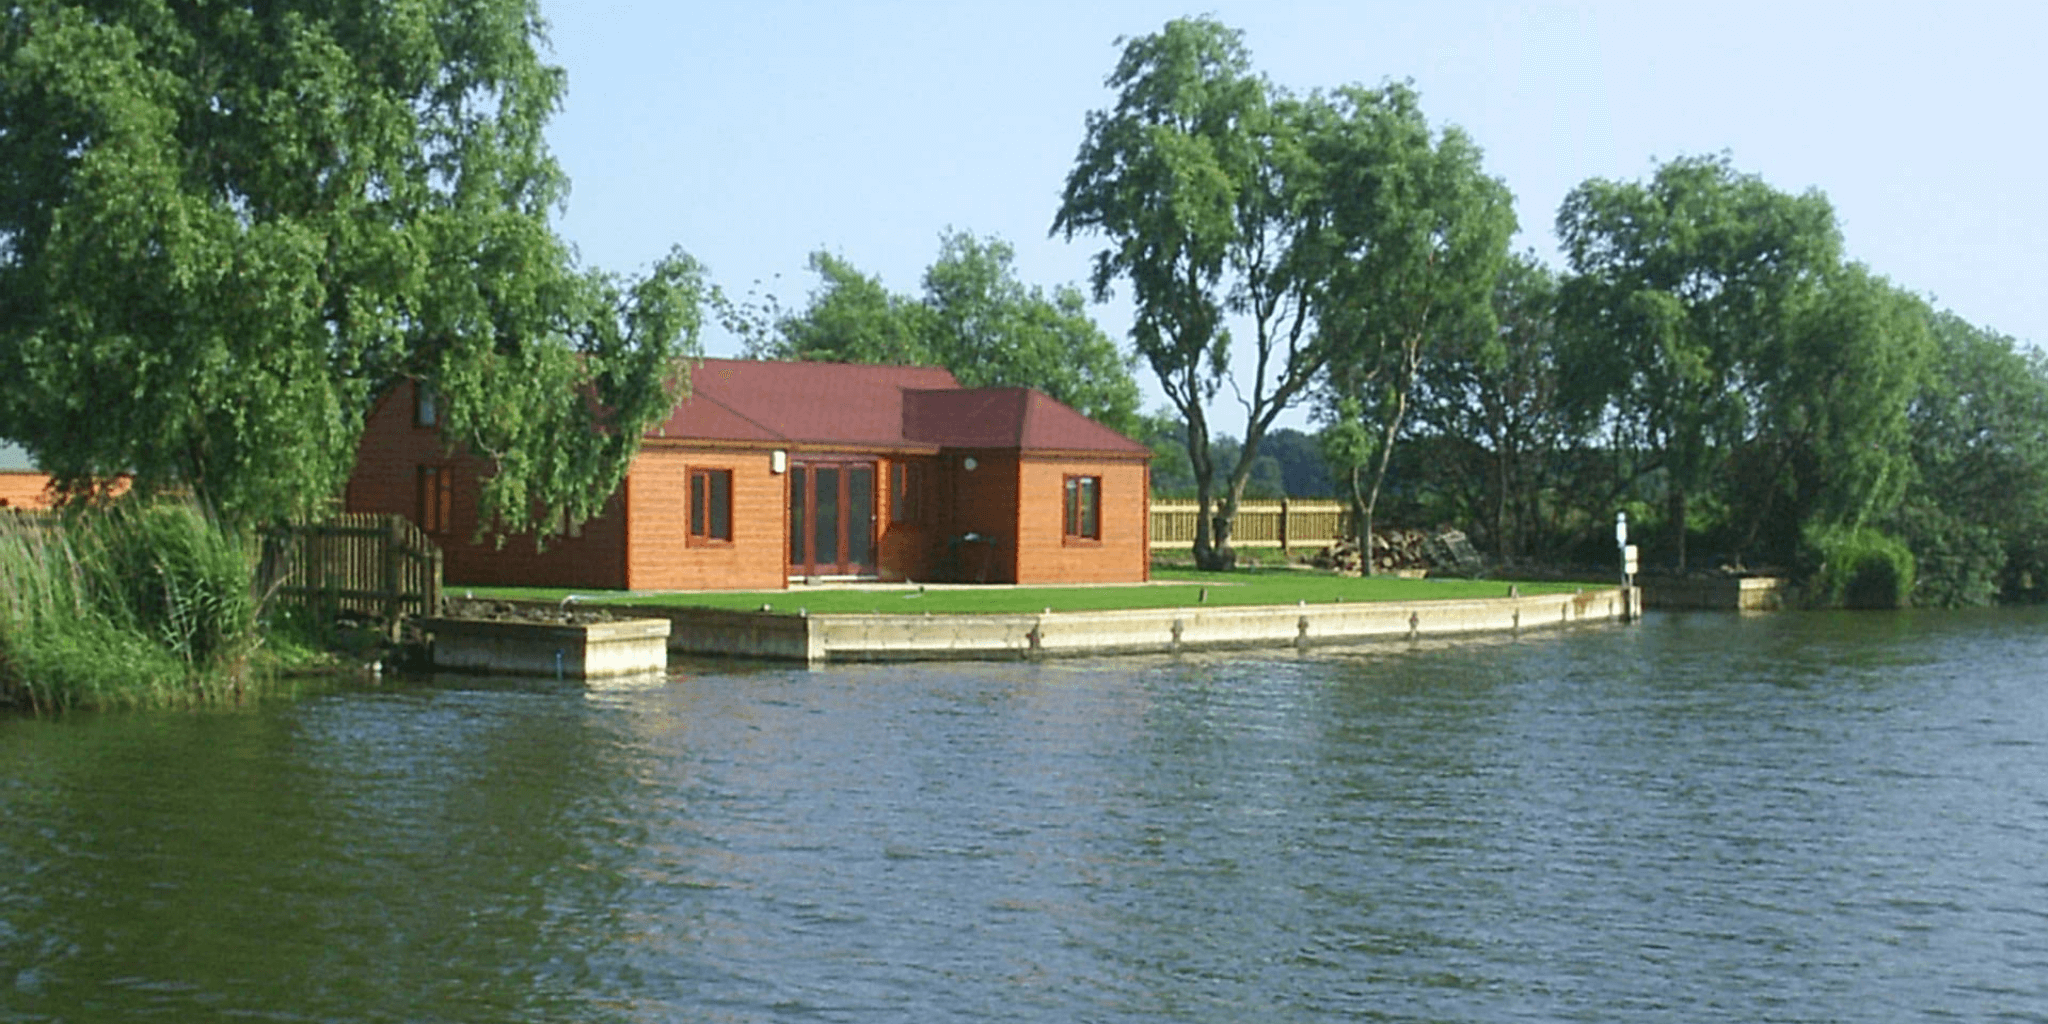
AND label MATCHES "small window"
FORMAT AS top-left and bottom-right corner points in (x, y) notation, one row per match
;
(413, 382), (438, 428)
(416, 465), (453, 533)
(690, 468), (732, 544)
(891, 462), (926, 524)
(1063, 475), (1100, 541)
